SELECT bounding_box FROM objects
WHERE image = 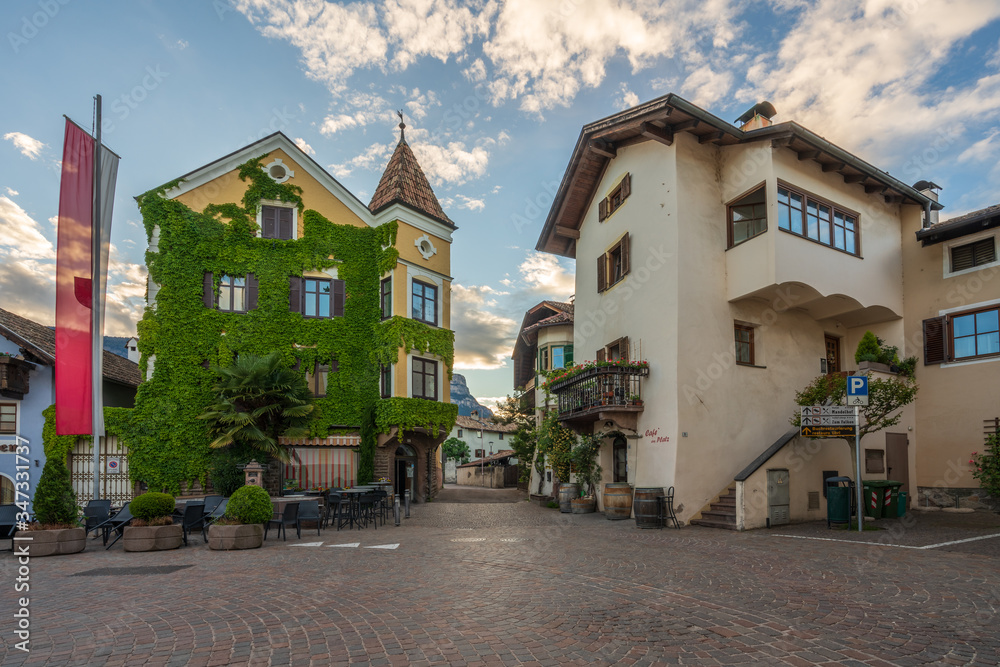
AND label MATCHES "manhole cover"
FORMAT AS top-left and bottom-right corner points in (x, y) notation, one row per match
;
(450, 537), (487, 542)
(72, 565), (195, 577)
